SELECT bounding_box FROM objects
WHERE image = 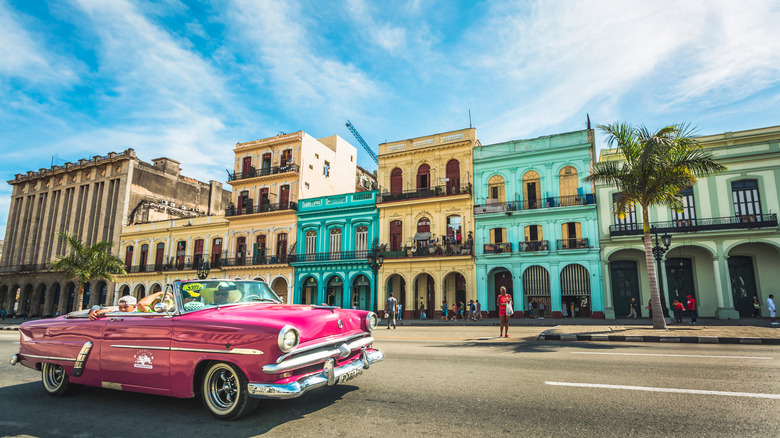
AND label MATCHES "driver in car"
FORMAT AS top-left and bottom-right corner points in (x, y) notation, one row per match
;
(88, 295), (137, 320)
(213, 284), (235, 305)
